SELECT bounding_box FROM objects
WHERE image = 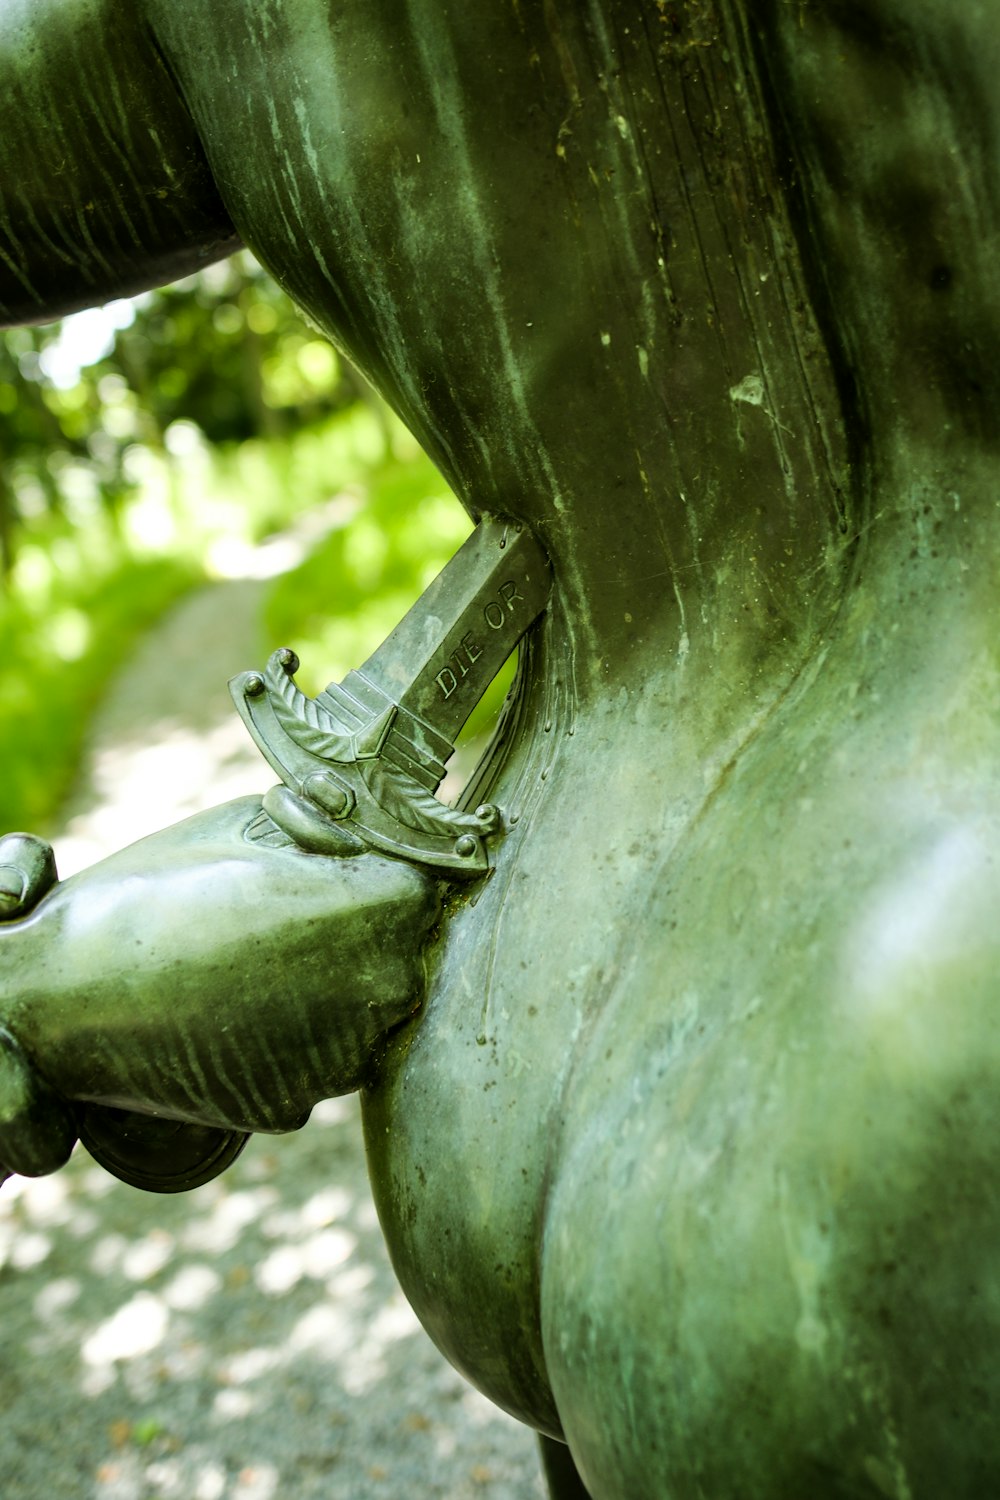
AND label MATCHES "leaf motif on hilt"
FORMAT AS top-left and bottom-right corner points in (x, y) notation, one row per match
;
(264, 648), (365, 765)
(361, 760), (500, 840)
